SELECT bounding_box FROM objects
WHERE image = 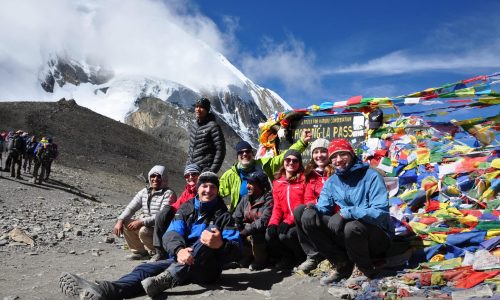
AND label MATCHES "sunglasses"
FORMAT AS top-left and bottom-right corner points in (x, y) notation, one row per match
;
(284, 158), (300, 164)
(150, 174), (162, 179)
(184, 172), (200, 179)
(238, 149), (253, 156)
